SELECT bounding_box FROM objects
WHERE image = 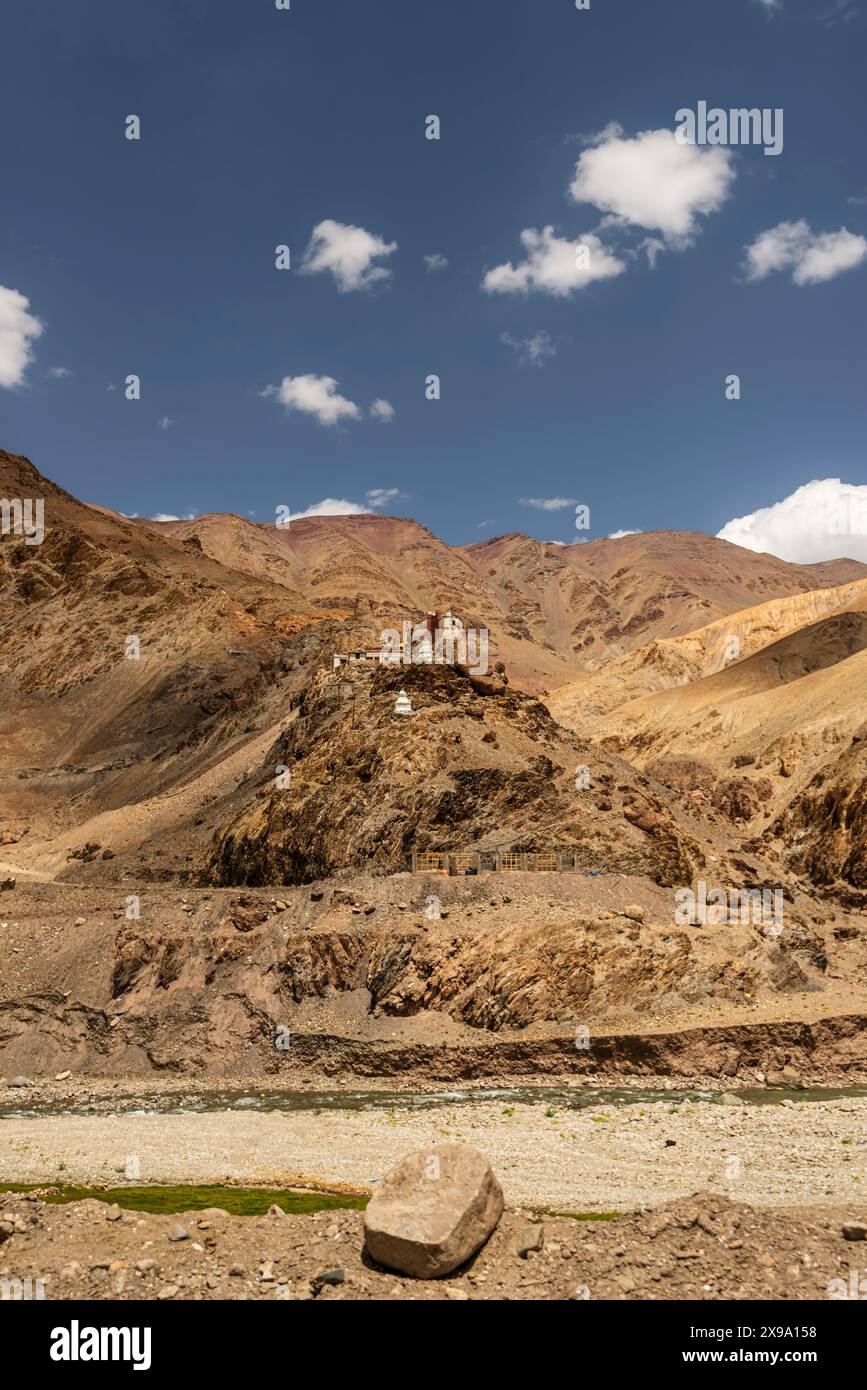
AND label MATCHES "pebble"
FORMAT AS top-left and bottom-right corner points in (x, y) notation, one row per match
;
(169, 1224), (189, 1242)
(842, 1222), (867, 1242)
